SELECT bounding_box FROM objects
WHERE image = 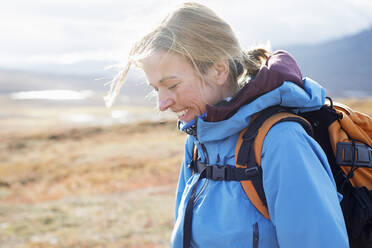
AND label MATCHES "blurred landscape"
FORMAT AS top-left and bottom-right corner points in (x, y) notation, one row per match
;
(0, 119), (186, 247)
(1, 101), (371, 248)
(0, 22), (372, 247)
